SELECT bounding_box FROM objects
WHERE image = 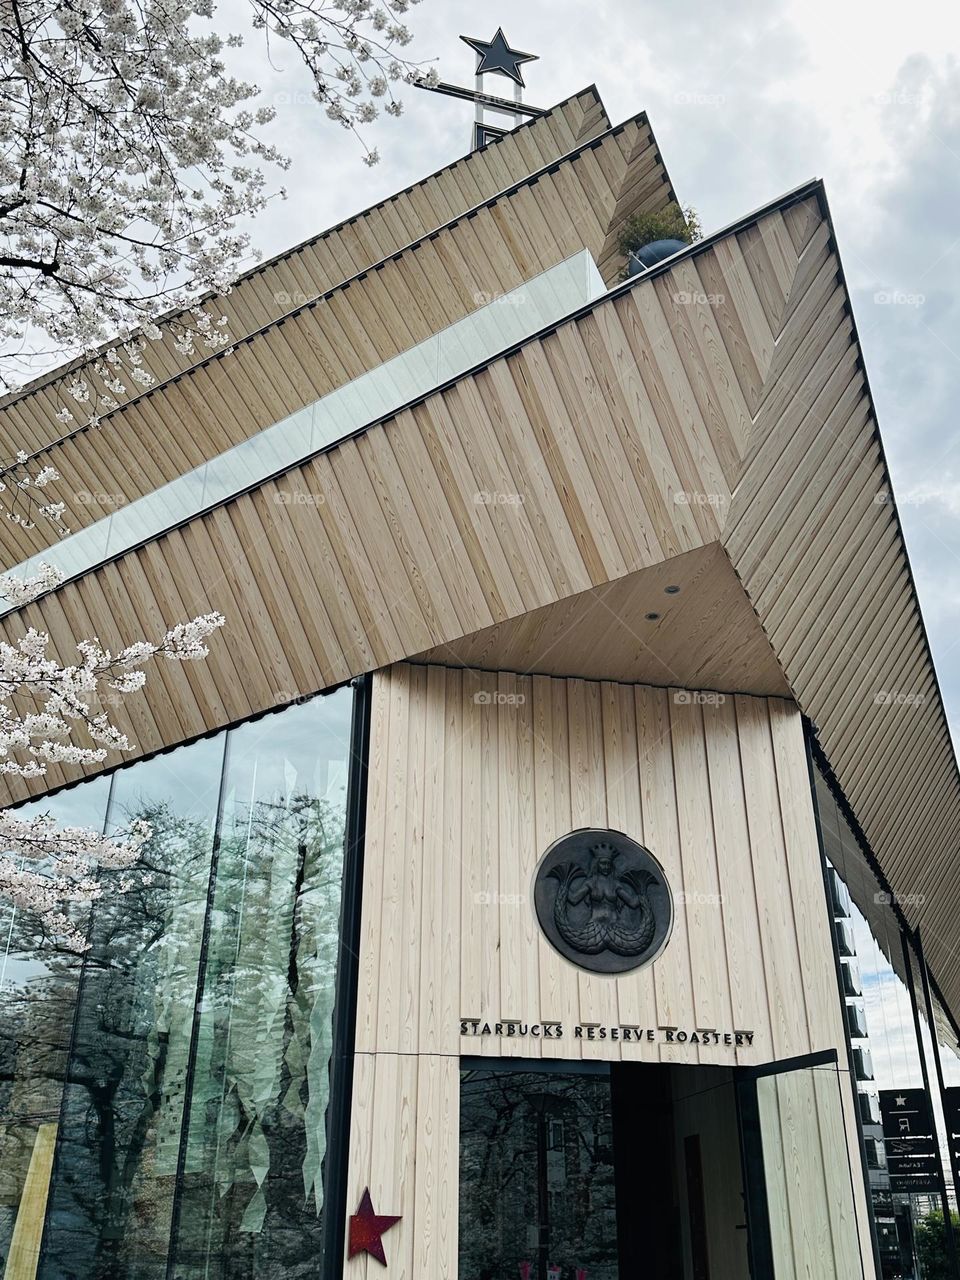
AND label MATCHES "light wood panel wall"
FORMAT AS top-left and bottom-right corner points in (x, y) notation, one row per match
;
(721, 193), (960, 1020)
(0, 204), (789, 803)
(357, 665), (846, 1064)
(1, 110), (674, 570)
(2, 1123), (57, 1280)
(3, 179), (956, 1050)
(0, 88), (612, 460)
(345, 664), (875, 1278)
